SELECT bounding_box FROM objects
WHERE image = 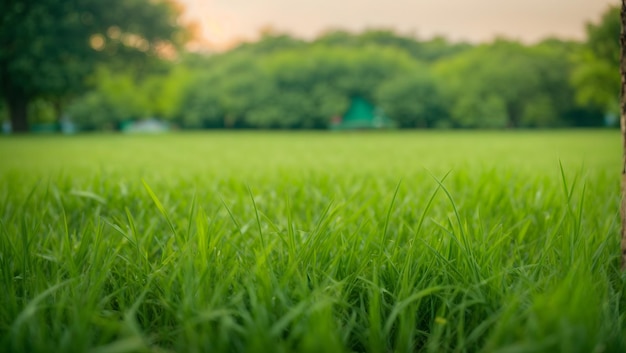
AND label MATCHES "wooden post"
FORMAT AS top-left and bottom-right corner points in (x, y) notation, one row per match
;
(619, 0), (626, 270)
